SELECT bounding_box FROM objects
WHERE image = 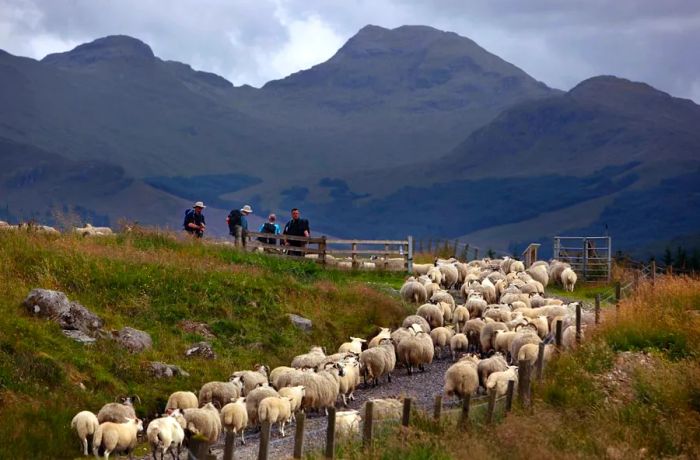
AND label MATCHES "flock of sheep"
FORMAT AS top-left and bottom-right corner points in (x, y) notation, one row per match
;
(69, 255), (584, 459)
(0, 221), (113, 236)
